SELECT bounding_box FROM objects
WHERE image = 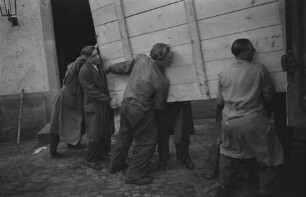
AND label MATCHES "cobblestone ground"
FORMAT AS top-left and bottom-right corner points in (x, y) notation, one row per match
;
(0, 119), (220, 197)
